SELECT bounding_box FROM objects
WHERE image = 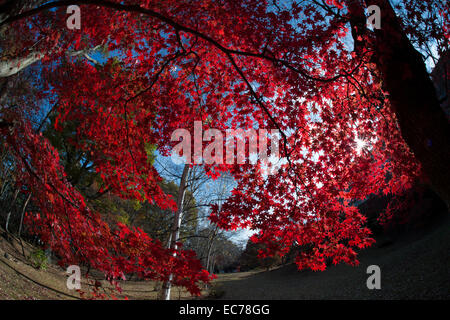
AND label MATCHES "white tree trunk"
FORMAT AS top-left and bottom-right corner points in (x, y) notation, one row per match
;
(159, 164), (190, 300)
(0, 52), (44, 78)
(0, 45), (102, 78)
